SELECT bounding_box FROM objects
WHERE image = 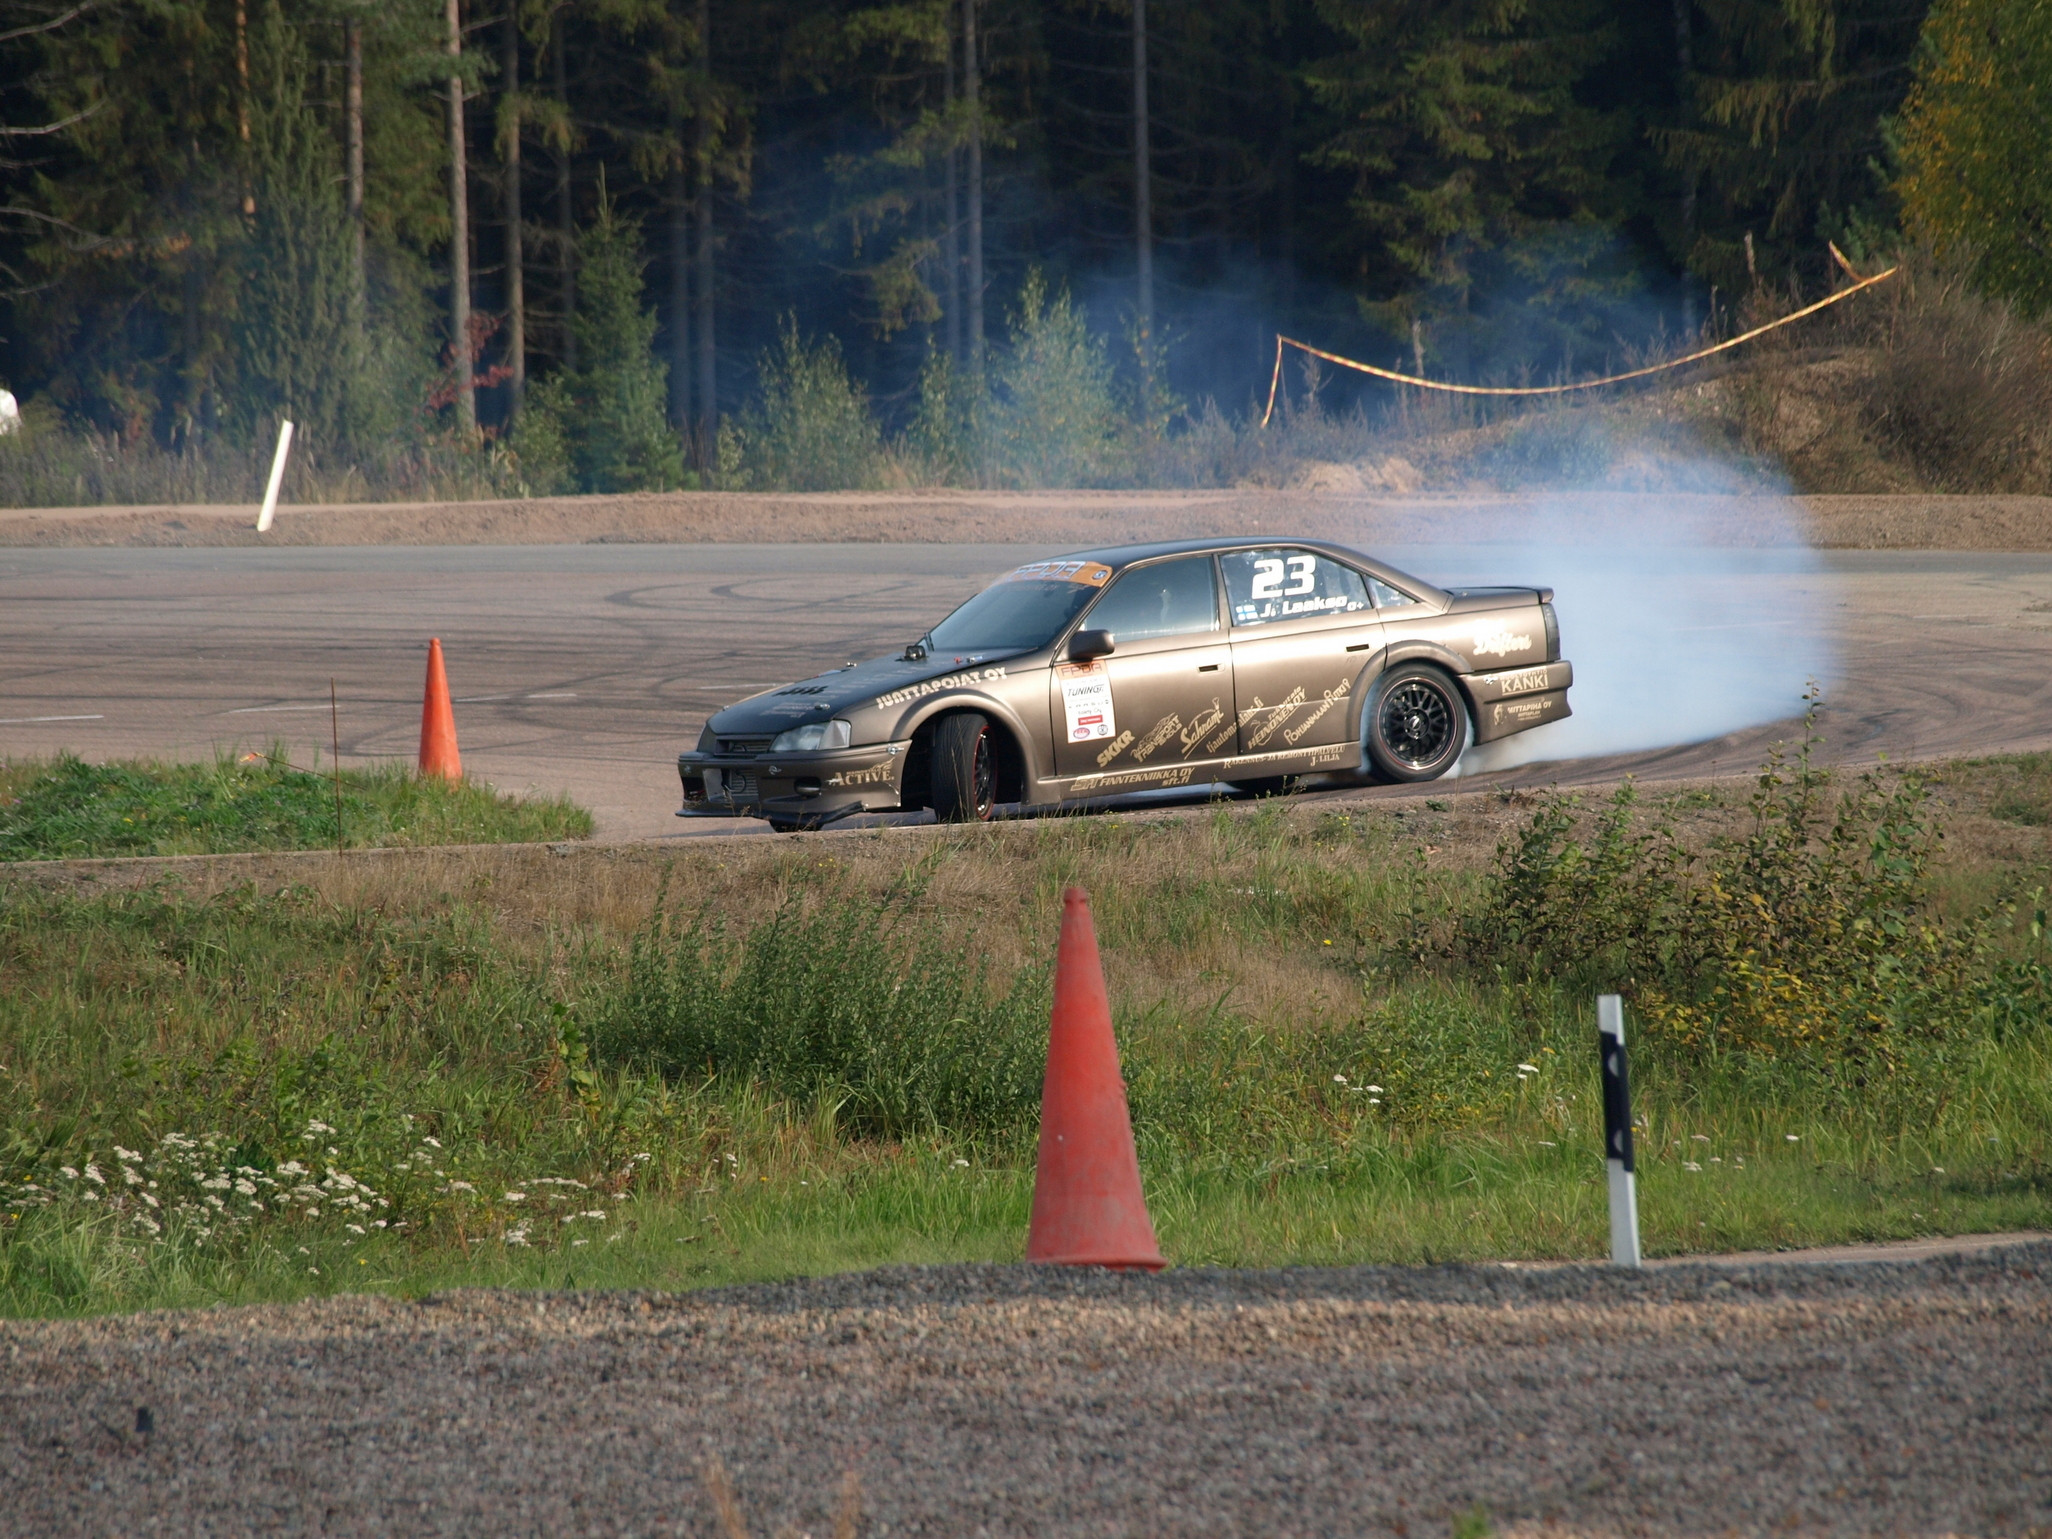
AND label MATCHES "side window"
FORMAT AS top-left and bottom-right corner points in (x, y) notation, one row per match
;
(1370, 576), (1421, 610)
(1220, 548), (1372, 627)
(1083, 555), (1221, 642)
